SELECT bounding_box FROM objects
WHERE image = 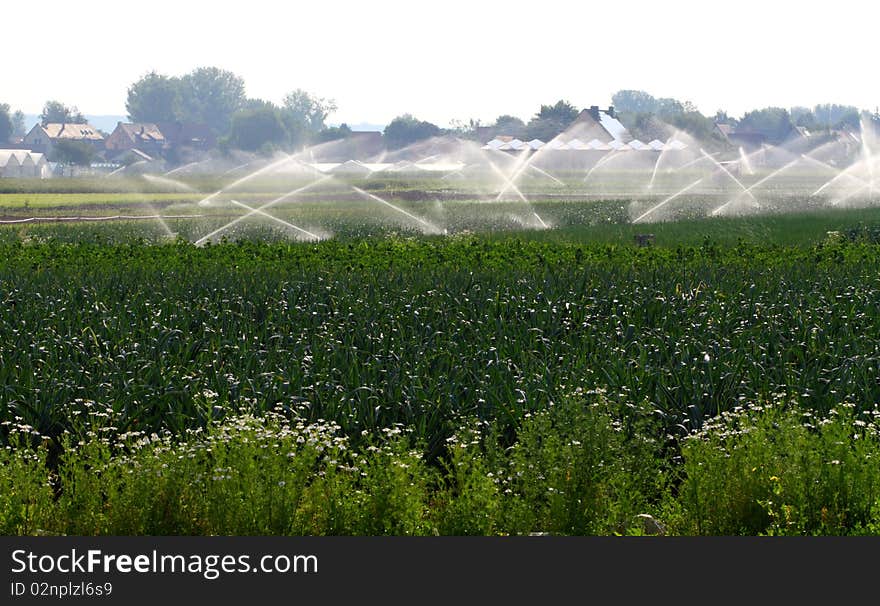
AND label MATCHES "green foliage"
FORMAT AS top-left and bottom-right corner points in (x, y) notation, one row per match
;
(40, 100), (85, 125)
(612, 90), (721, 145)
(525, 100), (579, 141)
(497, 394), (665, 535)
(492, 114), (526, 137)
(315, 123), (352, 143)
(49, 140), (96, 165)
(281, 90), (337, 147)
(383, 114), (441, 149)
(126, 71), (182, 124)
(226, 107), (288, 152)
(738, 107), (795, 145)
(178, 67), (247, 136)
(612, 90), (659, 115)
(0, 104), (12, 143)
(4, 216), (880, 534)
(674, 401), (880, 535)
(11, 110), (26, 137)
